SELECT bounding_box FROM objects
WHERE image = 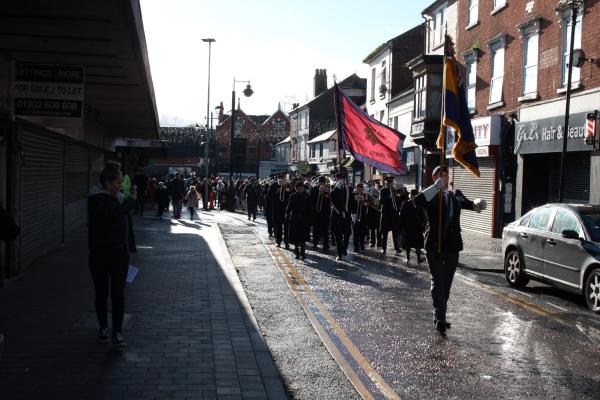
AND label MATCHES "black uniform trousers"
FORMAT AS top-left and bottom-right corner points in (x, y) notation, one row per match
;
(381, 228), (400, 252)
(312, 214), (330, 249)
(425, 250), (459, 323)
(369, 228), (381, 247)
(332, 216), (351, 257)
(352, 221), (367, 251)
